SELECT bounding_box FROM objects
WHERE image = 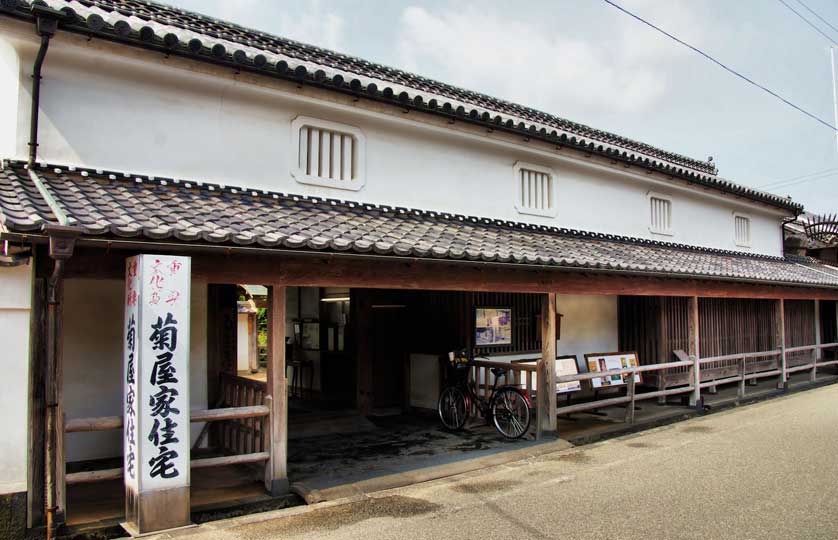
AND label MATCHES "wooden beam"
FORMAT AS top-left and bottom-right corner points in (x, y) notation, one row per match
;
(536, 293), (557, 438)
(265, 285), (288, 495)
(776, 299), (787, 388)
(60, 247), (838, 300)
(688, 296), (700, 407)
